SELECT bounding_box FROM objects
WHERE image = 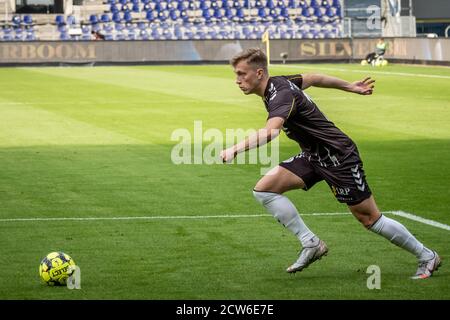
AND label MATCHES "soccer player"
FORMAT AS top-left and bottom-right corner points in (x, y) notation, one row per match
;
(220, 48), (441, 279)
